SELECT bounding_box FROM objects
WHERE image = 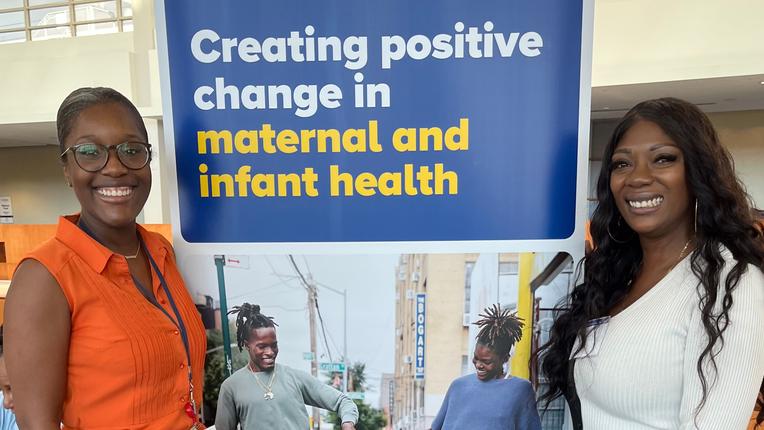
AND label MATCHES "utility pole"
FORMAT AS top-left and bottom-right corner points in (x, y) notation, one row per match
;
(314, 282), (349, 393)
(307, 281), (320, 429)
(214, 255), (232, 377)
(343, 289), (348, 393)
